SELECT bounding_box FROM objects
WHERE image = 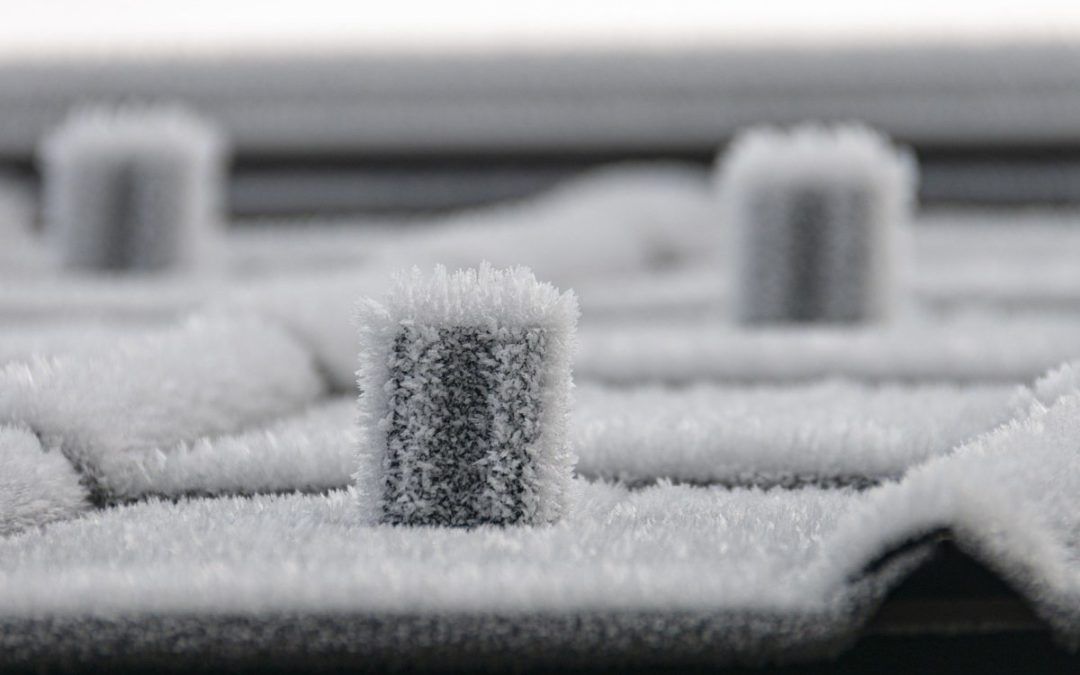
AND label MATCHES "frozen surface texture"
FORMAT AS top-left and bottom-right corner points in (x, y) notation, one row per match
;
(572, 381), (1015, 486)
(0, 314), (324, 503)
(355, 265), (579, 526)
(0, 163), (1078, 665)
(0, 389), (1075, 655)
(576, 316), (1080, 385)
